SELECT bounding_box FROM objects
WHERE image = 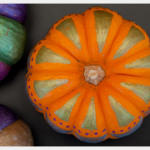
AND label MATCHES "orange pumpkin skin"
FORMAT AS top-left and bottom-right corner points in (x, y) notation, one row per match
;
(26, 7), (150, 143)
